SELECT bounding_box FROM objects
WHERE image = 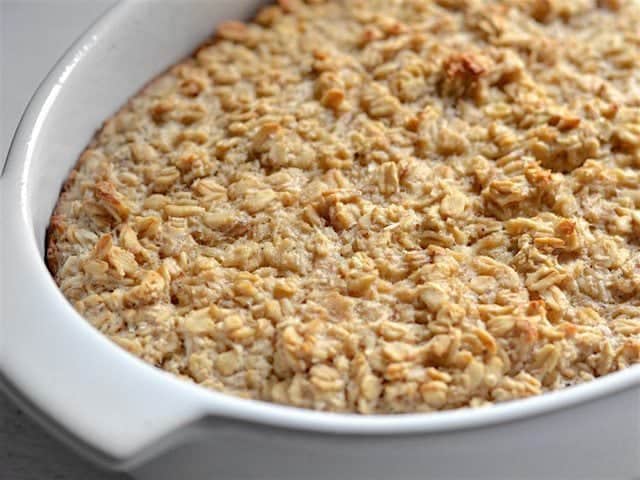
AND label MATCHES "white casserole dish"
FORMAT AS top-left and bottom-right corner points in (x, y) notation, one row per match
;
(0, 1), (639, 478)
